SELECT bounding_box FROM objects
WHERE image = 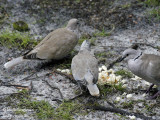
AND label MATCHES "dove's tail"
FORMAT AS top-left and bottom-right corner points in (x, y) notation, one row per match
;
(4, 56), (25, 69)
(80, 40), (91, 51)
